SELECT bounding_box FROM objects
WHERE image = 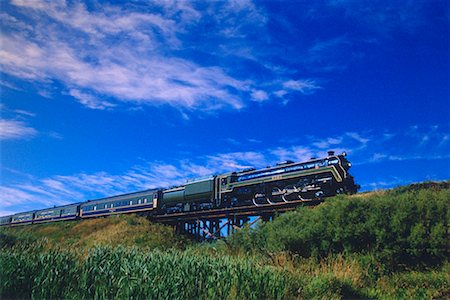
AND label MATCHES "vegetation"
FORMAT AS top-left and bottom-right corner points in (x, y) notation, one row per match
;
(0, 214), (189, 252)
(227, 183), (449, 271)
(0, 181), (449, 299)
